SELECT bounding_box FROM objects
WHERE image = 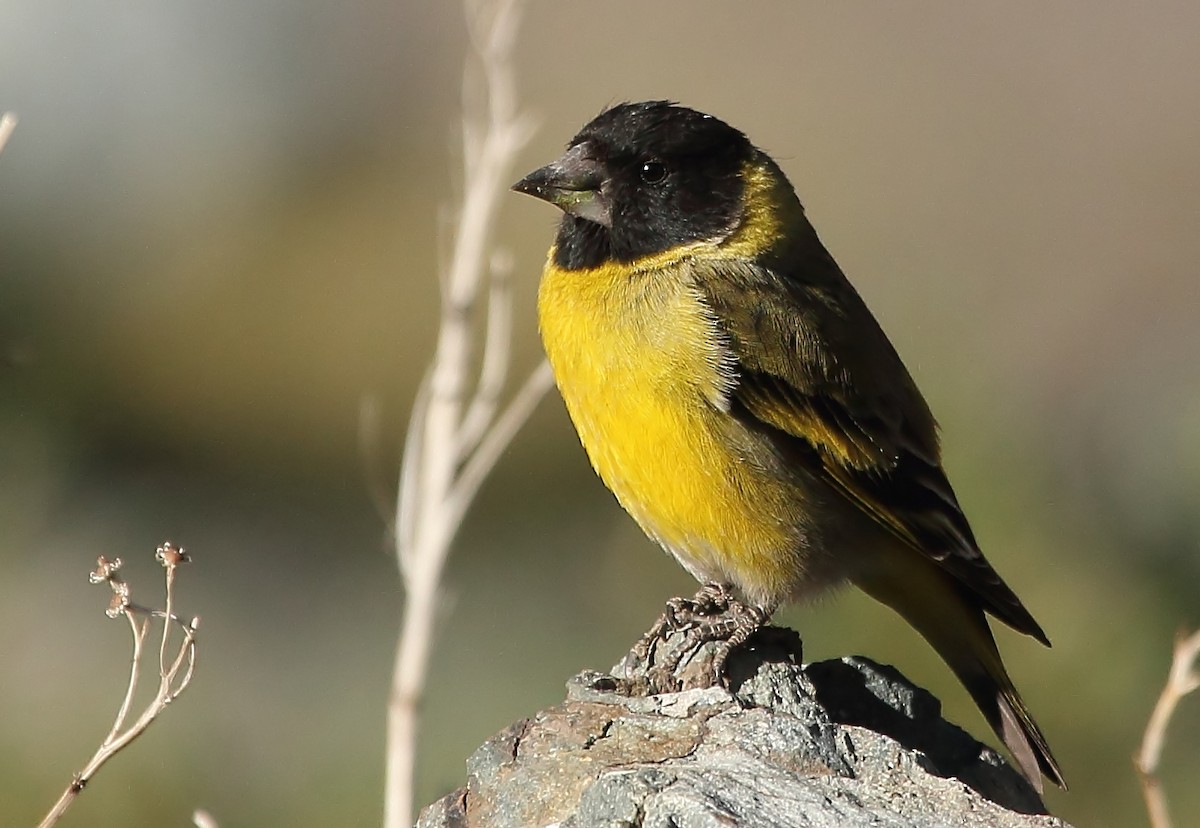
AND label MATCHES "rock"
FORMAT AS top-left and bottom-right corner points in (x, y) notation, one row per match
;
(416, 624), (1073, 828)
